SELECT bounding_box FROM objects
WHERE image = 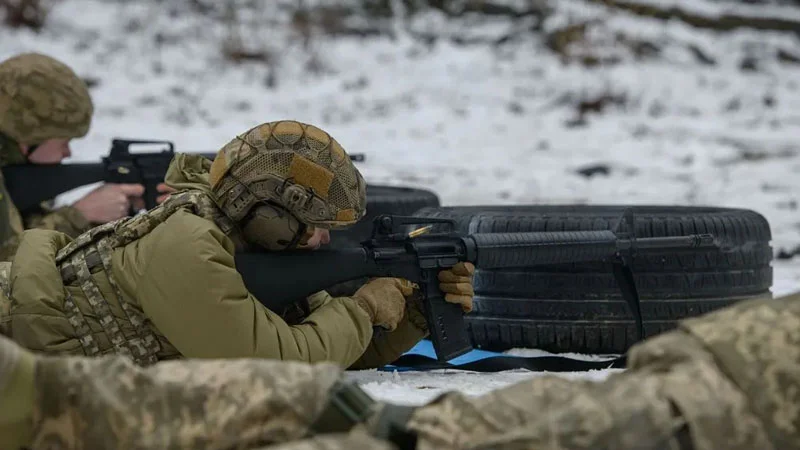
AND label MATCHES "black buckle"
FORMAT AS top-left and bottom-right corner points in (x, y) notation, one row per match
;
(310, 381), (376, 434)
